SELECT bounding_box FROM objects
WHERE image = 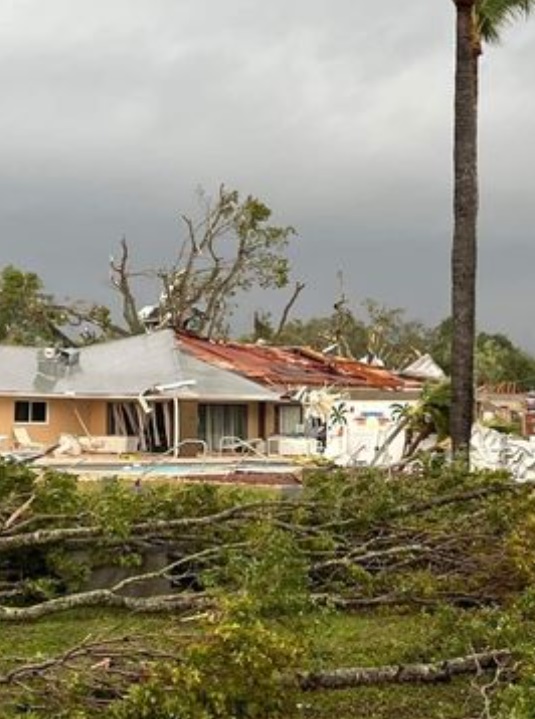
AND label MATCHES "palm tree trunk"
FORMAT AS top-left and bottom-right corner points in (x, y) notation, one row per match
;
(451, 0), (479, 459)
